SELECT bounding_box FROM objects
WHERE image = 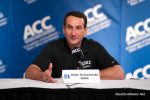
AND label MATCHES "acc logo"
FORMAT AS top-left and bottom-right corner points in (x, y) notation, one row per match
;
(127, 0), (145, 6)
(0, 60), (6, 73)
(84, 4), (111, 35)
(84, 4), (104, 23)
(72, 48), (80, 54)
(23, 16), (59, 51)
(126, 64), (150, 79)
(24, 16), (52, 41)
(24, 0), (37, 4)
(0, 12), (7, 27)
(126, 17), (150, 45)
(0, 12), (4, 18)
